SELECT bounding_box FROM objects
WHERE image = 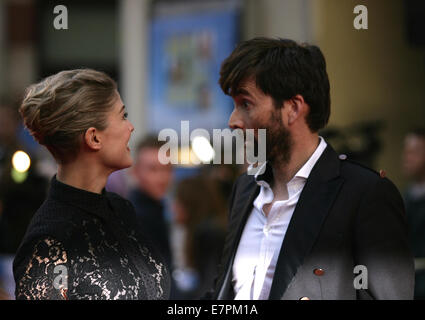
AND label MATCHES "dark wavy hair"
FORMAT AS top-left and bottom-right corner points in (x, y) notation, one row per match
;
(219, 37), (331, 132)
